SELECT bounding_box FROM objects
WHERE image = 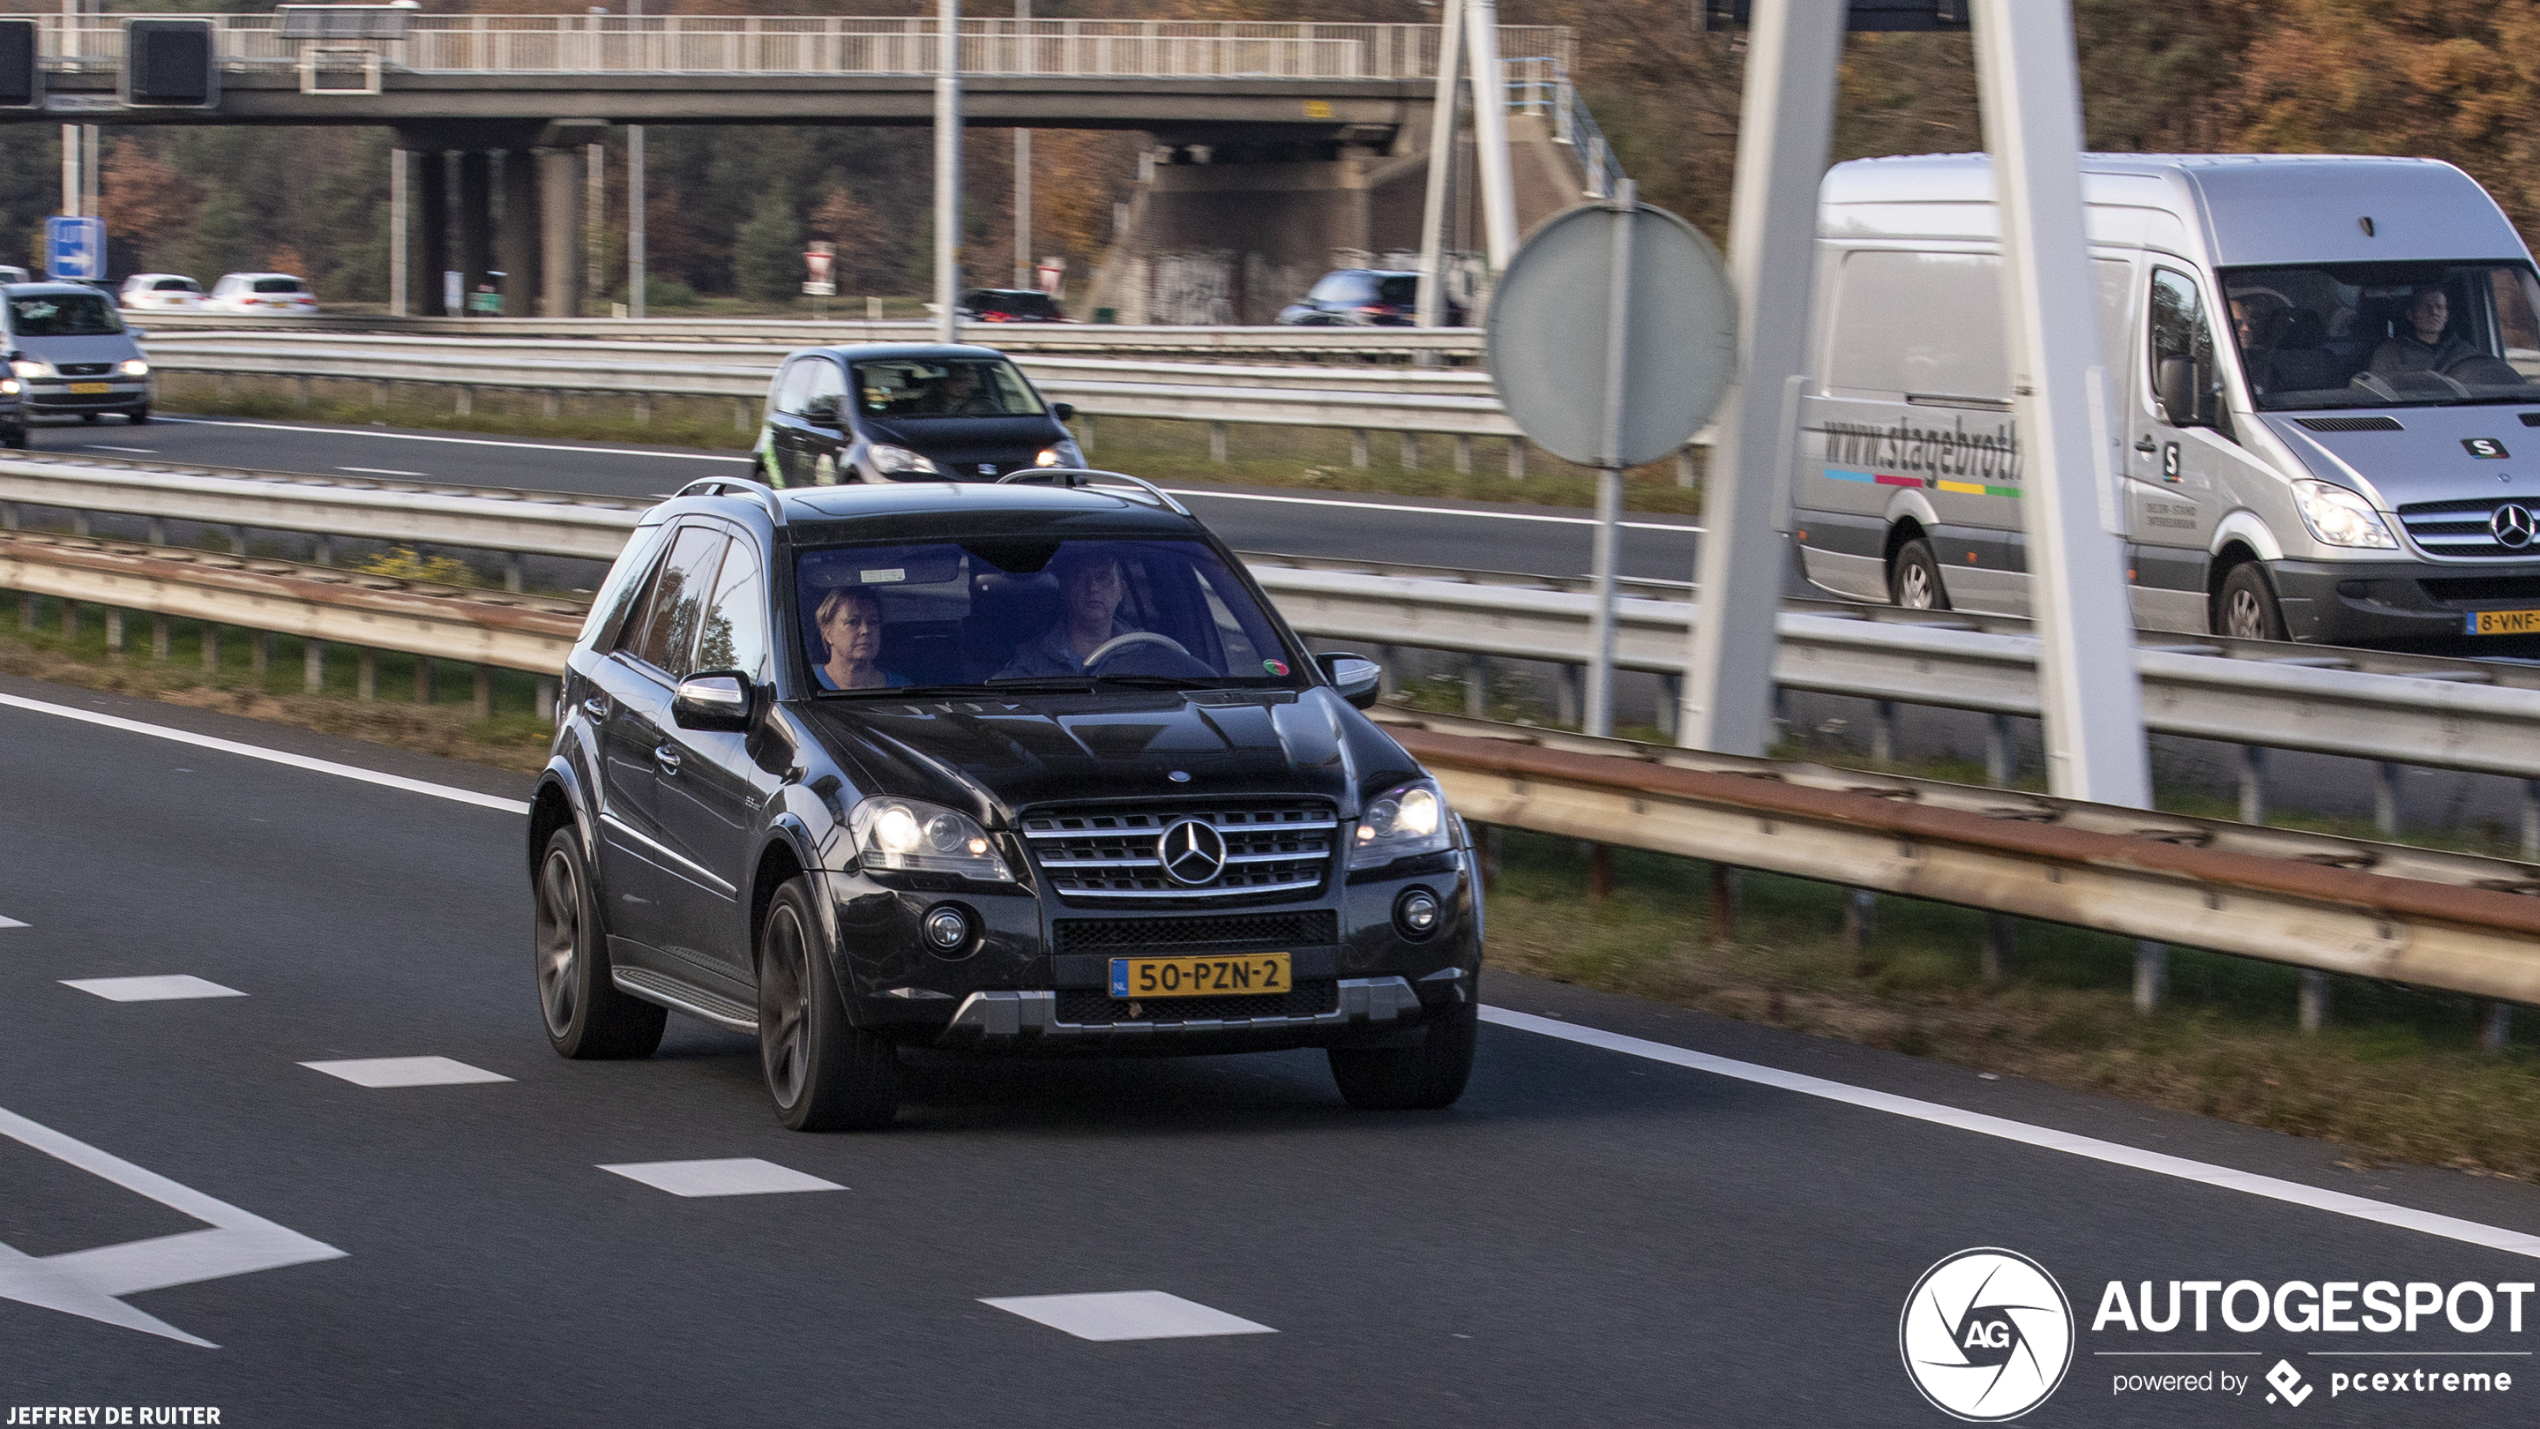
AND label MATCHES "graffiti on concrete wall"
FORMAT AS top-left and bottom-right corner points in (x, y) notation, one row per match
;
(1149, 252), (1237, 326)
